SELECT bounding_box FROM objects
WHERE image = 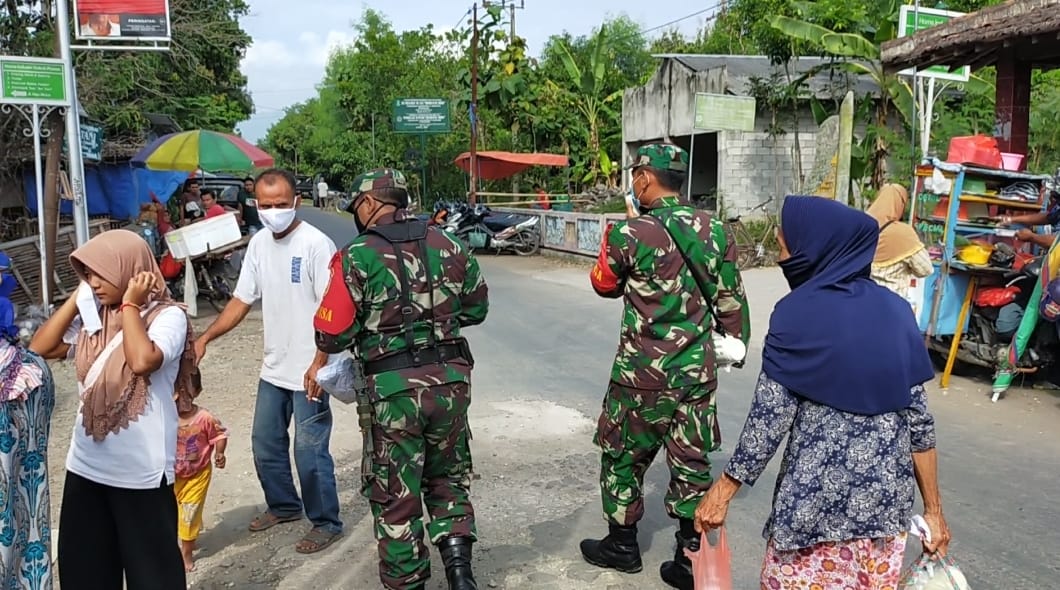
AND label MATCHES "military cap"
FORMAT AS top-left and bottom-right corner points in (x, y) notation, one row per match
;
(341, 168), (409, 211)
(351, 168), (408, 195)
(625, 143), (689, 172)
